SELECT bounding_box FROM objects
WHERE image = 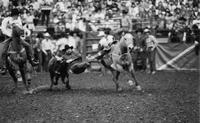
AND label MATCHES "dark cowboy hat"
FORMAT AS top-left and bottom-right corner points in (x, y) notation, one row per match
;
(64, 44), (73, 50)
(135, 28), (143, 33)
(192, 24), (199, 30)
(178, 17), (187, 22)
(11, 8), (20, 16)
